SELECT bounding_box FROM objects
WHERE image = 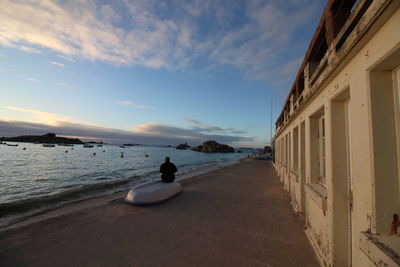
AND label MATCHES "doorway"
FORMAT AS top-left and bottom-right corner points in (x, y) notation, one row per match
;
(331, 89), (352, 266)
